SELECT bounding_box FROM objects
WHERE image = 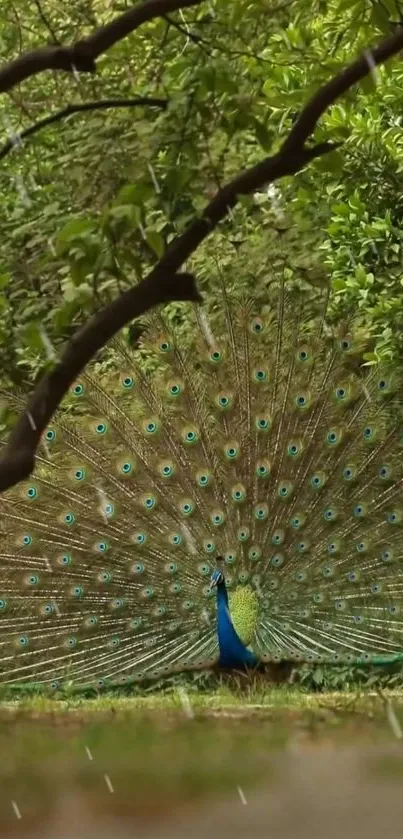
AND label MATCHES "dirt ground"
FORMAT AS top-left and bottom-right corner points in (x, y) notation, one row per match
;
(2, 696), (403, 839)
(31, 744), (403, 839)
